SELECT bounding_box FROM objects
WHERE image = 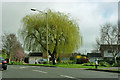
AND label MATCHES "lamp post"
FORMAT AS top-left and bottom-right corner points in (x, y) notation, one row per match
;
(31, 8), (49, 63)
